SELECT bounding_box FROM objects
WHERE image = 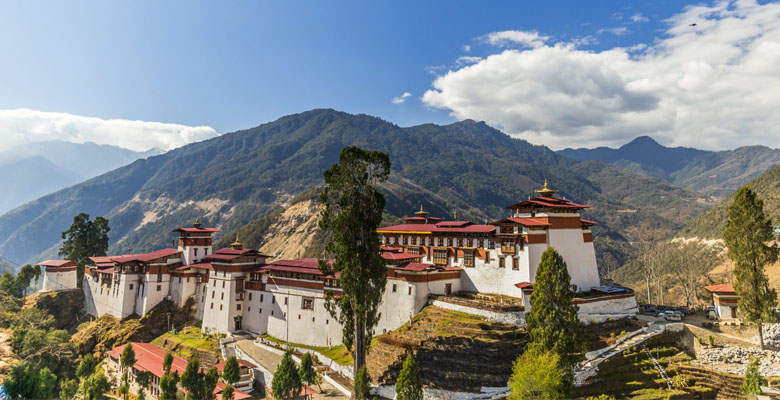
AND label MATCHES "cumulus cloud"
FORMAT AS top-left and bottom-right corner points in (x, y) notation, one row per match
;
(0, 109), (218, 152)
(598, 26), (630, 36)
(484, 30), (550, 48)
(392, 92), (412, 104)
(422, 0), (780, 150)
